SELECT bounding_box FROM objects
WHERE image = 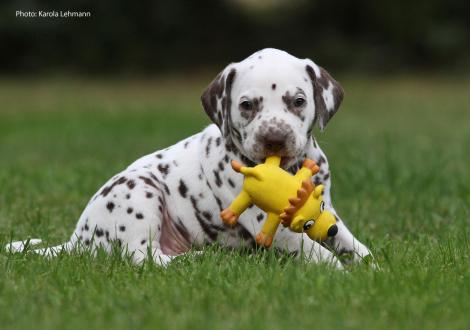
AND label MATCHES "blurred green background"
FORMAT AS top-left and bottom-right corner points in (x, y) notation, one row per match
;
(1, 0), (470, 75)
